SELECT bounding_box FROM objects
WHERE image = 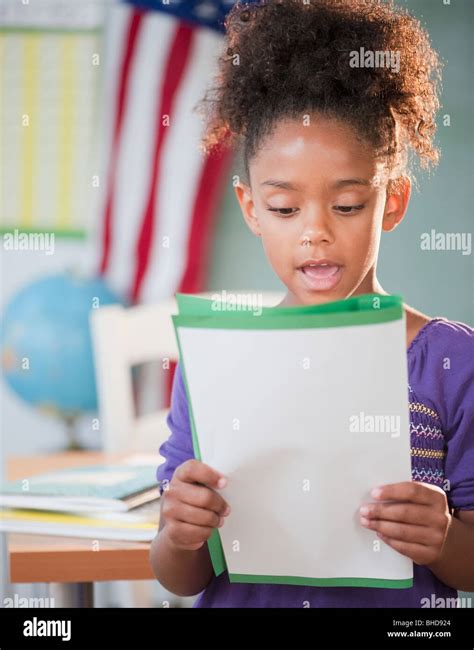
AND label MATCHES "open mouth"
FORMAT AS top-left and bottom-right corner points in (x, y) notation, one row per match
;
(298, 262), (343, 291)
